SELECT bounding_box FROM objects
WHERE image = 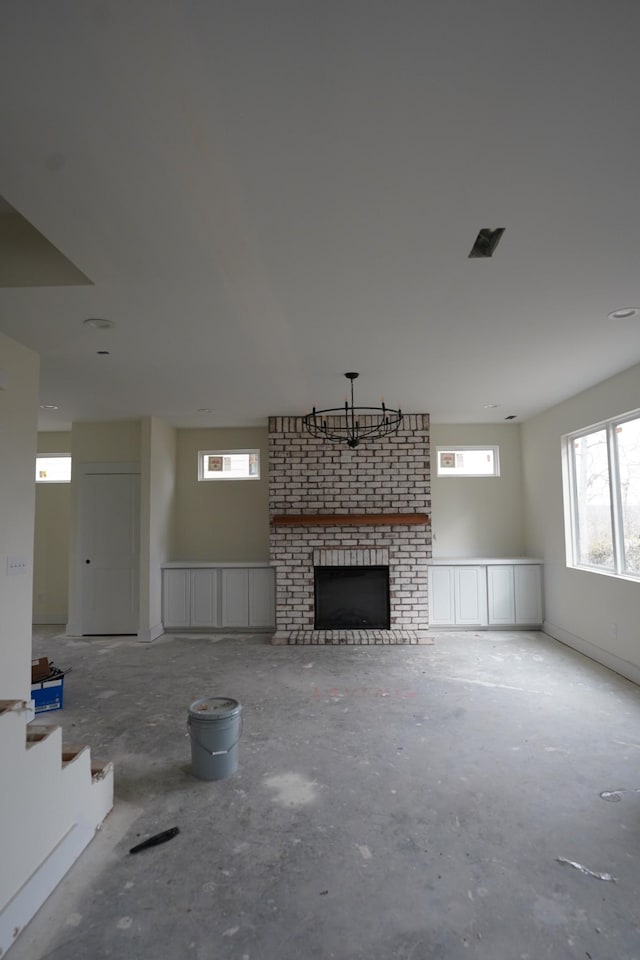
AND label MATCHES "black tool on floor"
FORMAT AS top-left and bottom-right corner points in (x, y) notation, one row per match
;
(129, 826), (180, 854)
